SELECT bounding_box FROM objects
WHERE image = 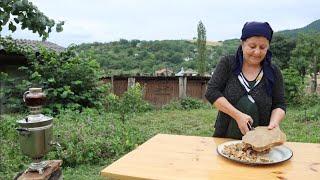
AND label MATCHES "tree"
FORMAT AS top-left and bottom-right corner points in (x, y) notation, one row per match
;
(270, 35), (296, 69)
(0, 0), (64, 40)
(291, 33), (320, 92)
(197, 21), (207, 75)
